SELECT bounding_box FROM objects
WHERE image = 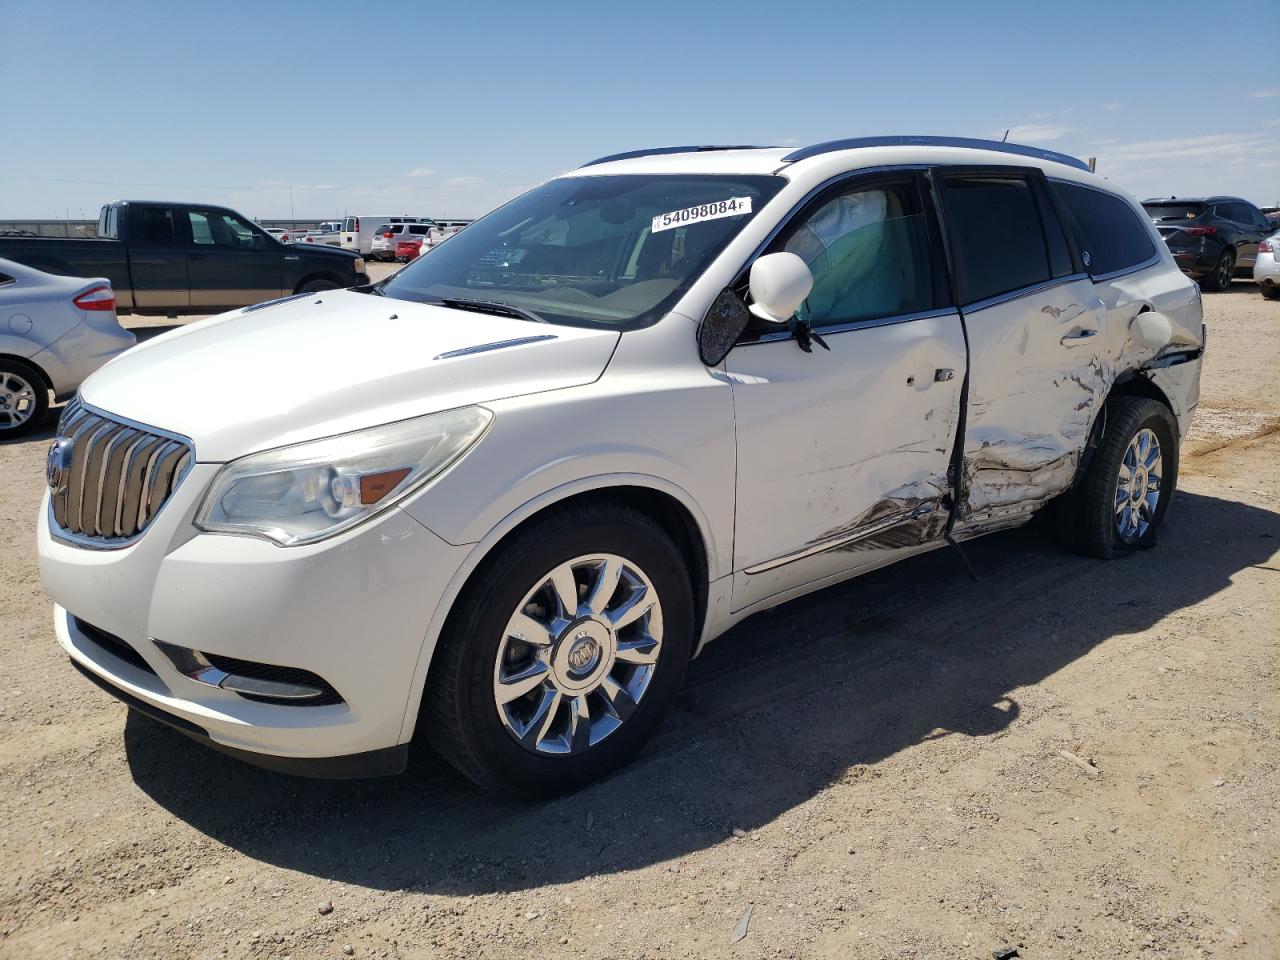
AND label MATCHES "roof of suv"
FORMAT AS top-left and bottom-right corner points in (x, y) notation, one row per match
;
(567, 136), (1095, 179)
(1141, 196), (1245, 204)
